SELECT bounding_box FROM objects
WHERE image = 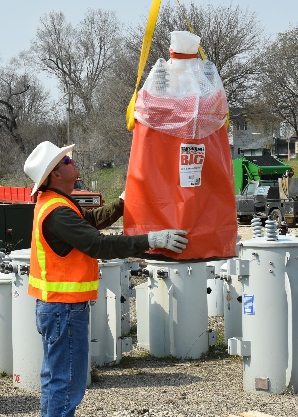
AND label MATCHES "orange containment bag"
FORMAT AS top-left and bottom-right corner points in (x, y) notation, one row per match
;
(124, 31), (237, 261)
